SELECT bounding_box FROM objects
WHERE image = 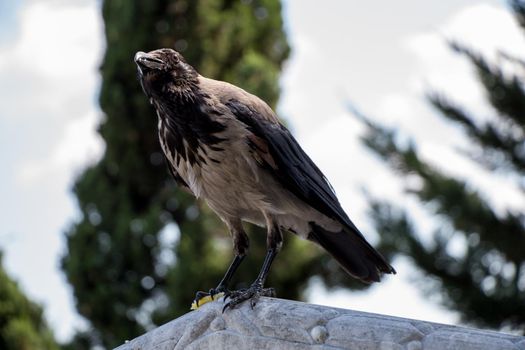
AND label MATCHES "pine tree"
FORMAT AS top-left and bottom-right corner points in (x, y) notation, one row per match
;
(62, 1), (359, 348)
(359, 0), (525, 333)
(0, 252), (58, 350)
